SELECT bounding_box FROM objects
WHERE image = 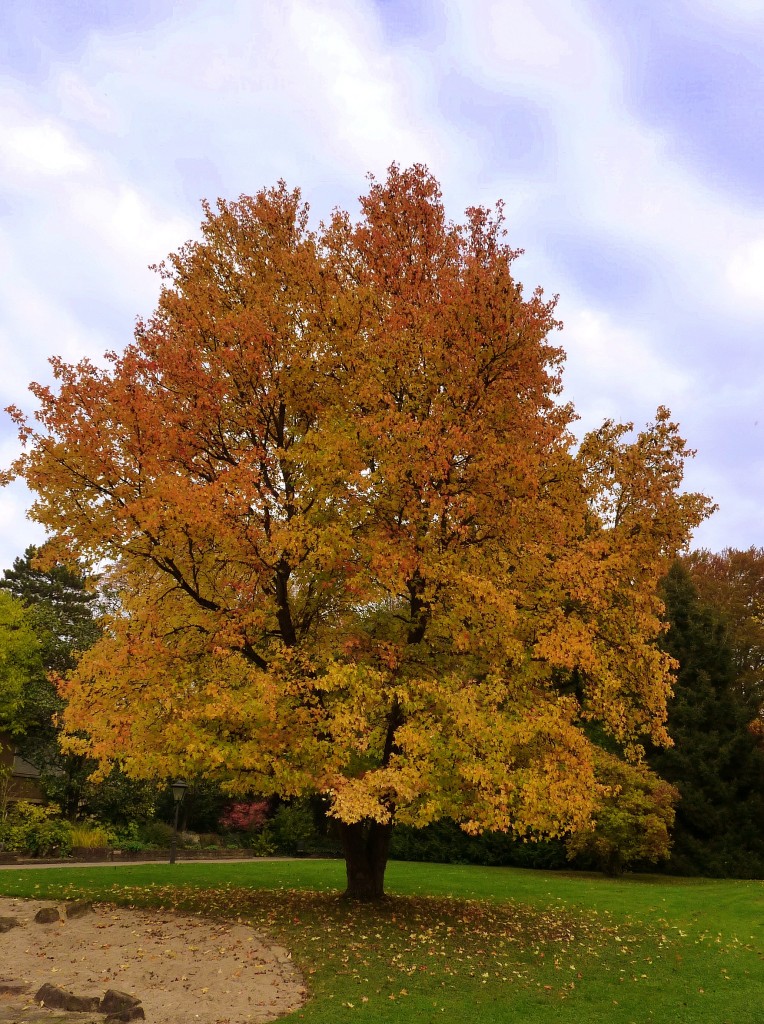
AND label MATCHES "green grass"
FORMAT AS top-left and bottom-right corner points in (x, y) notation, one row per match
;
(0, 860), (761, 1023)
